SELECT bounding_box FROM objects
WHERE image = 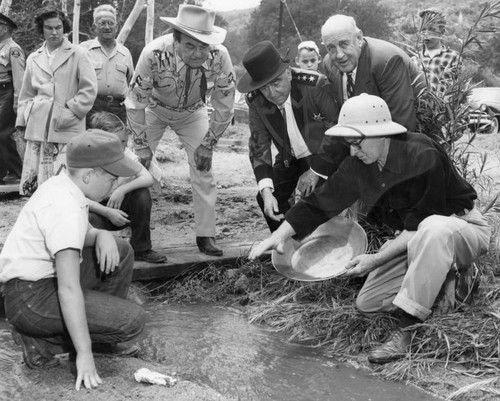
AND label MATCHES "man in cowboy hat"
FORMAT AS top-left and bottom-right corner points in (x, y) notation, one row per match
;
(0, 12), (24, 185)
(238, 40), (348, 232)
(321, 14), (426, 131)
(125, 4), (235, 256)
(249, 94), (490, 364)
